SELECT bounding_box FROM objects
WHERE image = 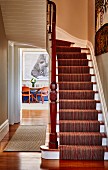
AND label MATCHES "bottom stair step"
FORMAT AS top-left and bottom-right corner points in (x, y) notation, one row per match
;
(60, 145), (104, 160)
